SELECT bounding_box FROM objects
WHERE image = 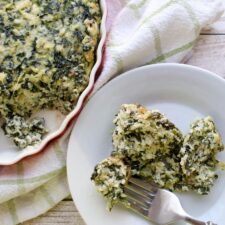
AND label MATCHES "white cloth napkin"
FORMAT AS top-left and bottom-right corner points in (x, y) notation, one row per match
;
(95, 0), (224, 89)
(0, 0), (224, 224)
